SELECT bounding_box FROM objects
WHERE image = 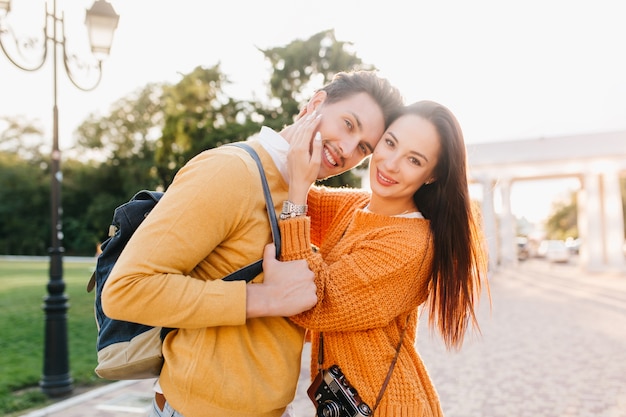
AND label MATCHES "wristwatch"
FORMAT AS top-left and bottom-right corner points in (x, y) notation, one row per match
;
(280, 200), (308, 220)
